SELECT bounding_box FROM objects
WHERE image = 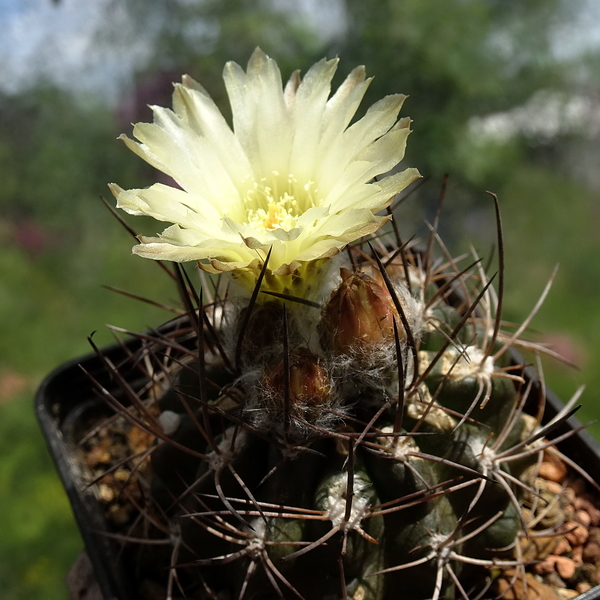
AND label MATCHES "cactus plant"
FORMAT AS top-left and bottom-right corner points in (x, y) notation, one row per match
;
(77, 49), (598, 600)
